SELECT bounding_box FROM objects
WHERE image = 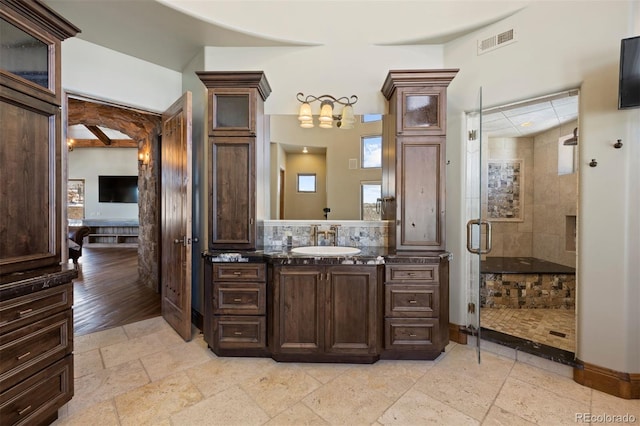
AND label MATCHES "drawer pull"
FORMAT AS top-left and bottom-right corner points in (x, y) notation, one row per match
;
(18, 405), (32, 416)
(234, 331), (243, 335)
(233, 271), (242, 275)
(409, 334), (417, 337)
(18, 308), (33, 316)
(409, 300), (418, 304)
(17, 351), (31, 360)
(233, 298), (242, 302)
(407, 272), (416, 276)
